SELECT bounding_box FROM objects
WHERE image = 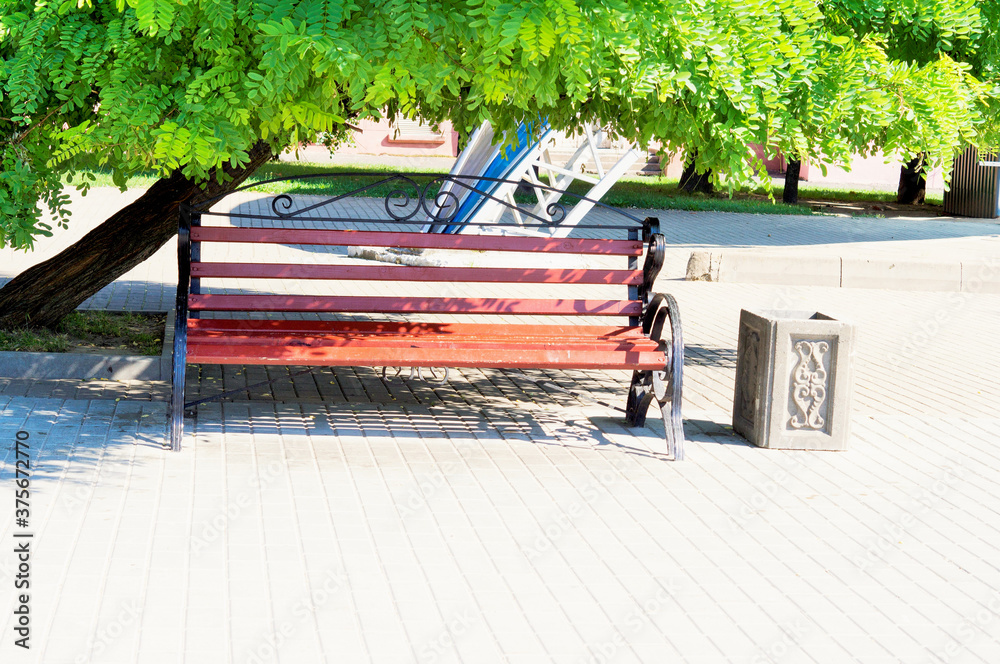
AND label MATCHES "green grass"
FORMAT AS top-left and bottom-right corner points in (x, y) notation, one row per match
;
(252, 165), (818, 214)
(784, 184), (893, 203)
(0, 328), (71, 353)
(0, 311), (164, 355)
(63, 160), (451, 192)
(247, 162), (455, 199)
(65, 159), (940, 215)
(564, 175), (816, 215)
(776, 182), (944, 206)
